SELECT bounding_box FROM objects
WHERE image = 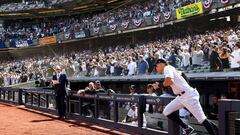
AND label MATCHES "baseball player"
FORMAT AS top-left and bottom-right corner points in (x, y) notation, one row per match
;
(153, 59), (218, 135)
